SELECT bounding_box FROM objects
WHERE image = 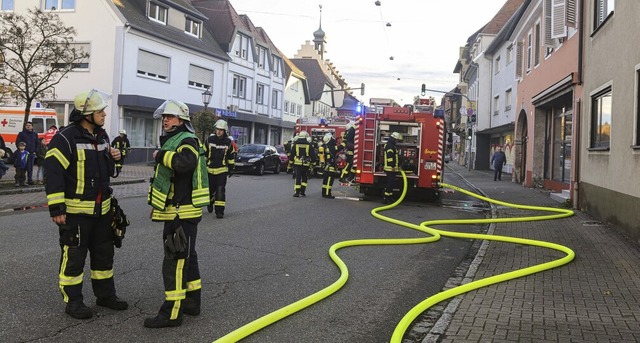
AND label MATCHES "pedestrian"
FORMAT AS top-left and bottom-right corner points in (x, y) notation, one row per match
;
(9, 141), (29, 186)
(16, 121), (39, 185)
(383, 132), (403, 204)
(321, 132), (338, 199)
(339, 121), (356, 183)
(35, 137), (47, 184)
(291, 131), (312, 197)
(111, 129), (131, 174)
(44, 89), (128, 320)
(146, 99), (209, 328)
(205, 119), (236, 219)
(0, 149), (8, 179)
(491, 145), (507, 181)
